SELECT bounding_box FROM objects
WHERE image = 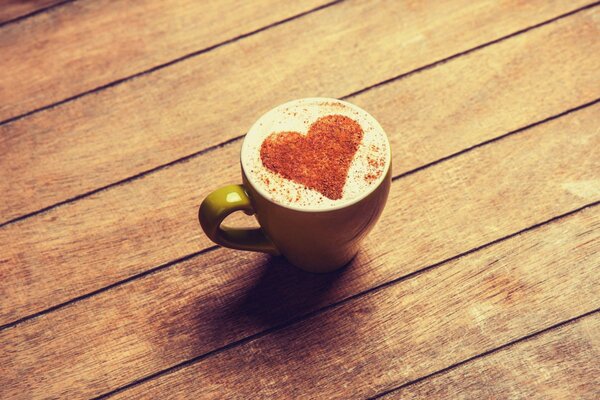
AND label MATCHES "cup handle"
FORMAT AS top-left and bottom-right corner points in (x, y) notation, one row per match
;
(199, 184), (280, 255)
